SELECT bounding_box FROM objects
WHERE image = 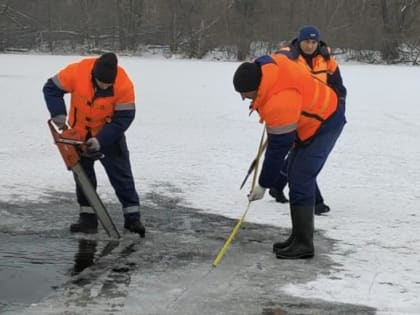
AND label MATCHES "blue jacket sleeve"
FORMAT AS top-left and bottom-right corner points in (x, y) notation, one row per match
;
(96, 109), (135, 147)
(259, 131), (295, 188)
(42, 78), (67, 117)
(327, 66), (347, 103)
